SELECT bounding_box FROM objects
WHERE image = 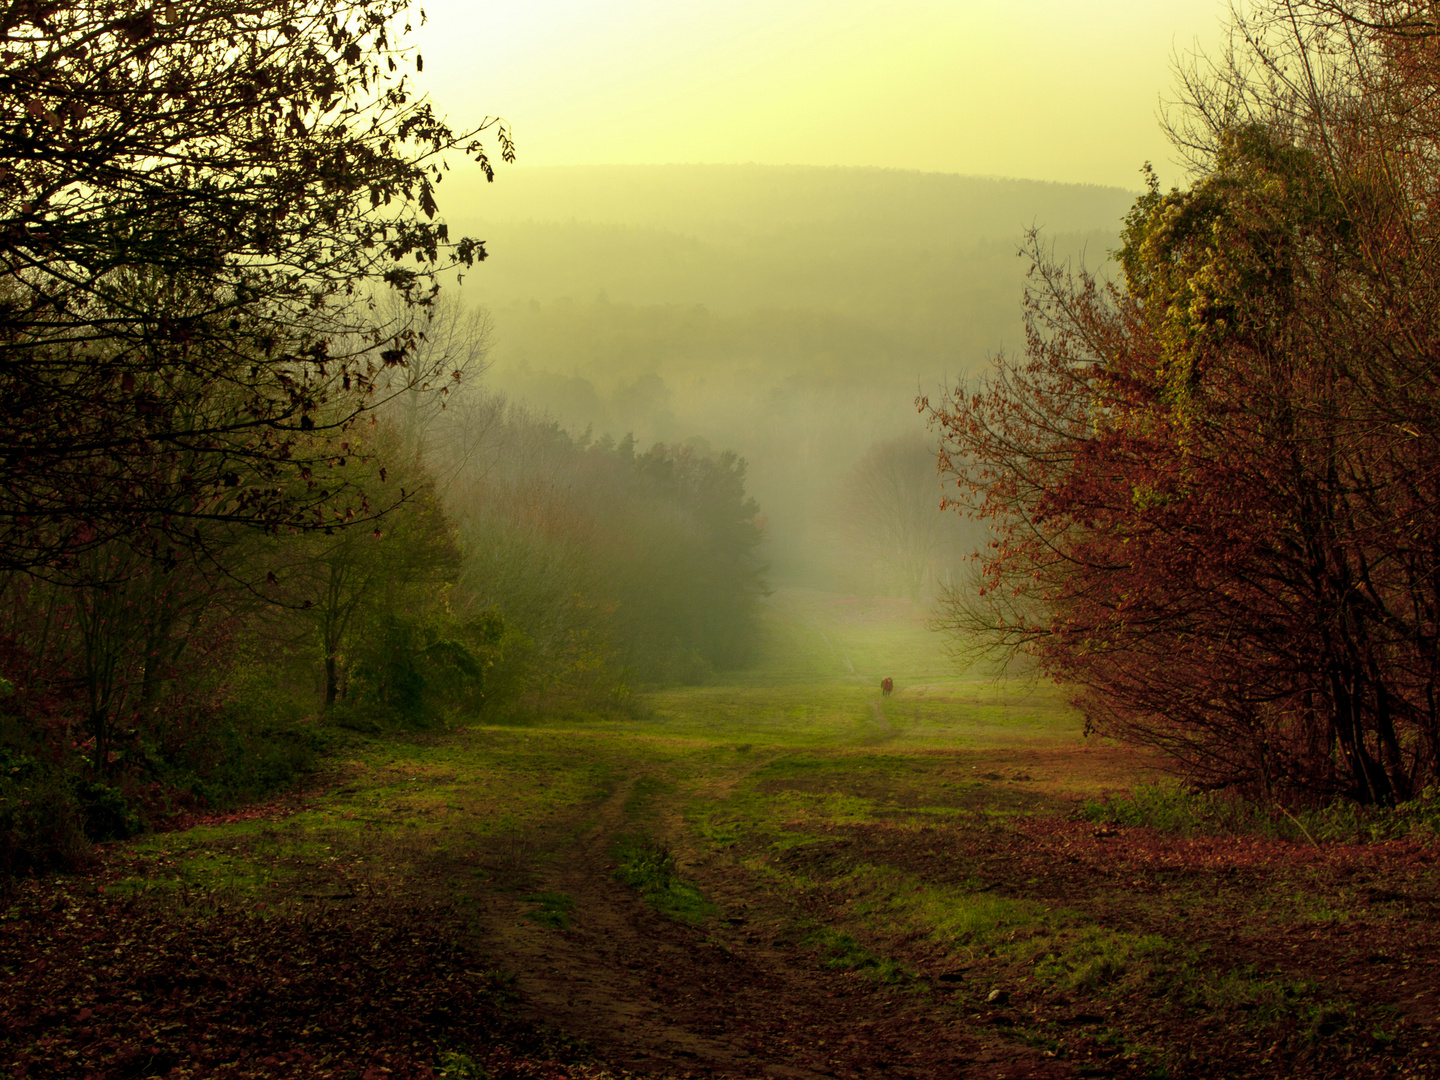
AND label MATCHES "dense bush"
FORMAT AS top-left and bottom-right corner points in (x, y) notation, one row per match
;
(0, 753), (87, 875)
